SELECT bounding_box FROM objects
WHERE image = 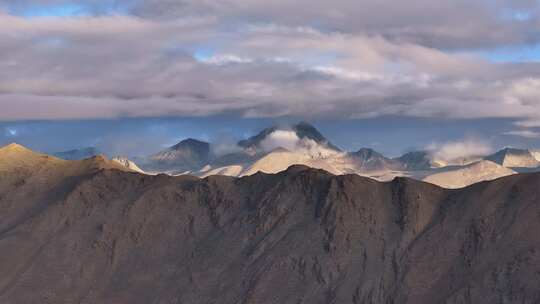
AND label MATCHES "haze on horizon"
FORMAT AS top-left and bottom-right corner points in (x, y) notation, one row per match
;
(1, 0), (540, 157)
